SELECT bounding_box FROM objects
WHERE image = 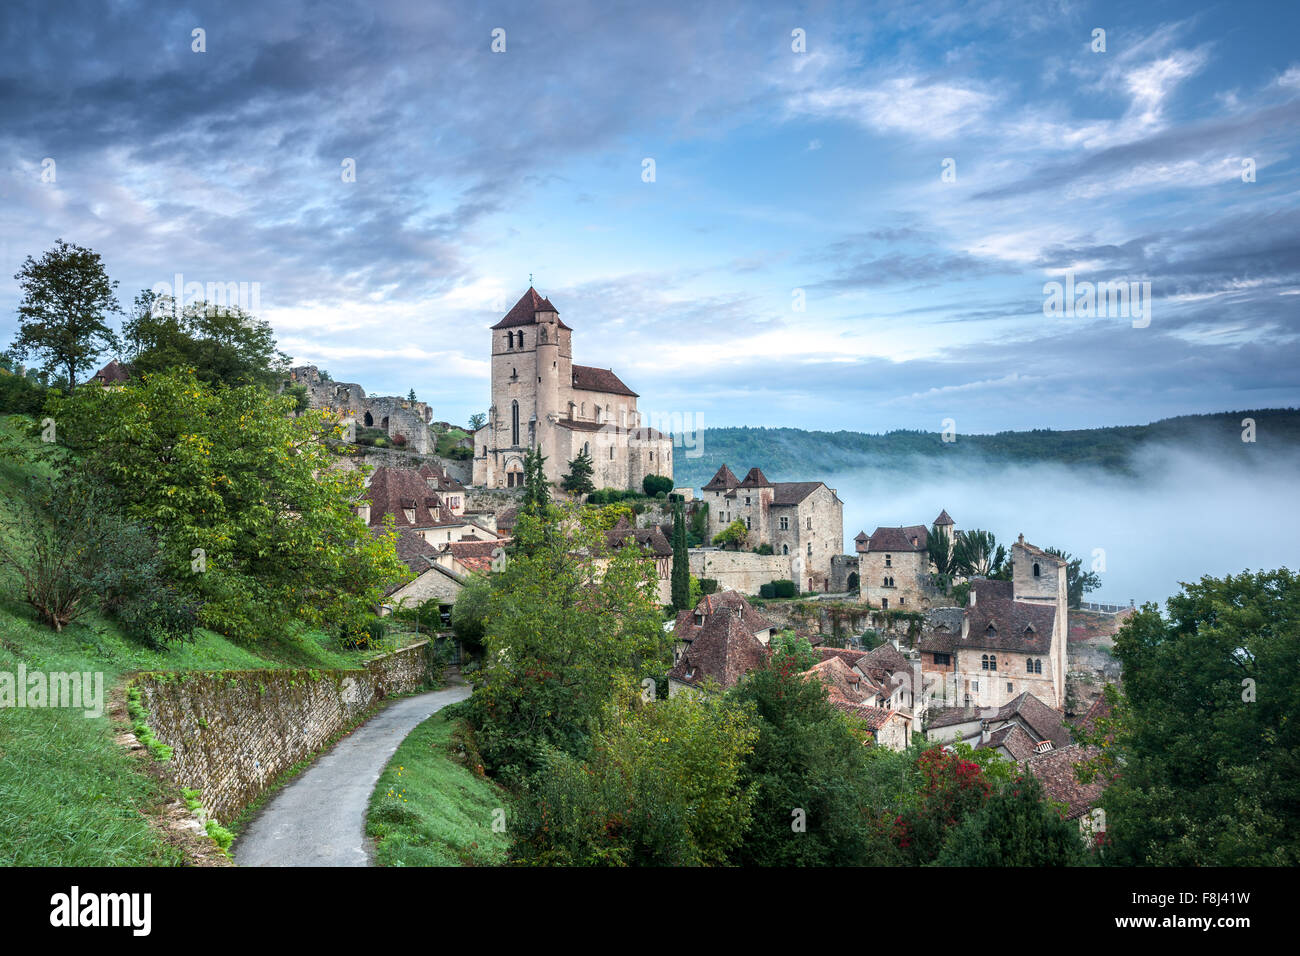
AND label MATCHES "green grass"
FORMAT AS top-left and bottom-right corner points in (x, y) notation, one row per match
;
(0, 414), (418, 865)
(366, 713), (509, 866)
